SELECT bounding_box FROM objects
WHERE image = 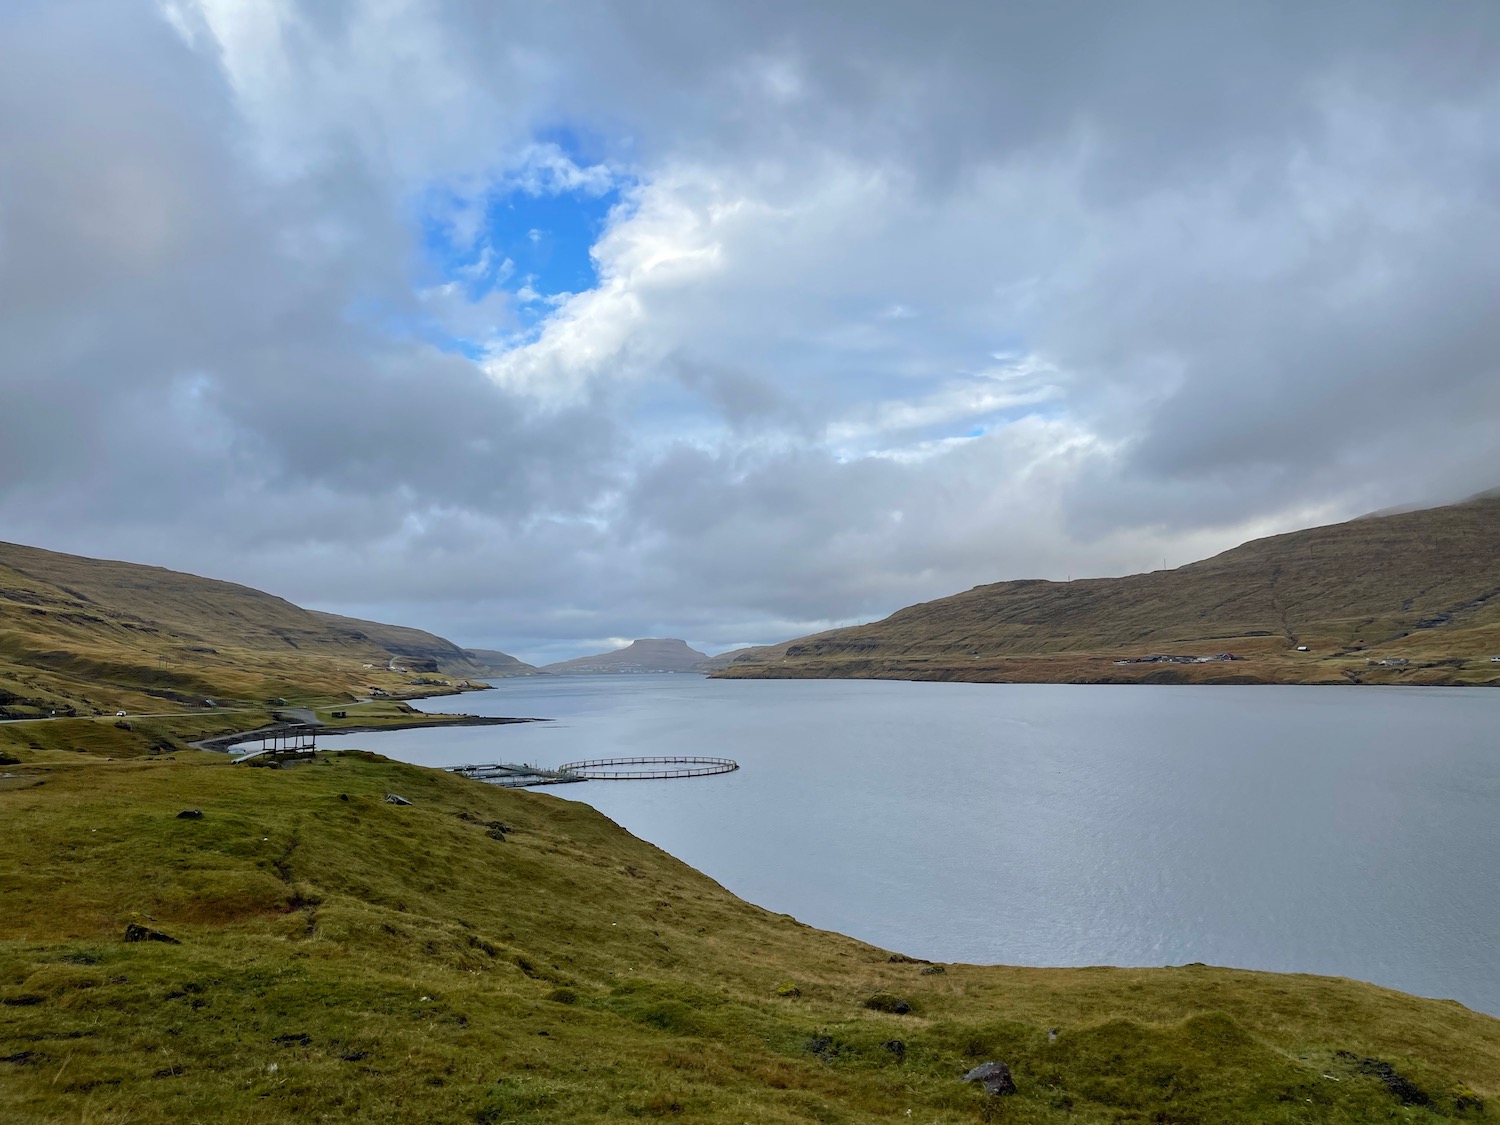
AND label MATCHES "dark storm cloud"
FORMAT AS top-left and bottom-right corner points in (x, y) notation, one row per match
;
(2, 0), (1499, 662)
